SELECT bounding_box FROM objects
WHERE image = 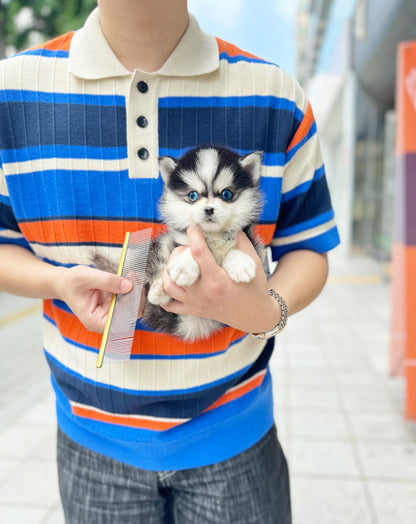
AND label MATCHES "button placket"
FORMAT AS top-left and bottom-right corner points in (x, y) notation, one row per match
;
(127, 73), (159, 179)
